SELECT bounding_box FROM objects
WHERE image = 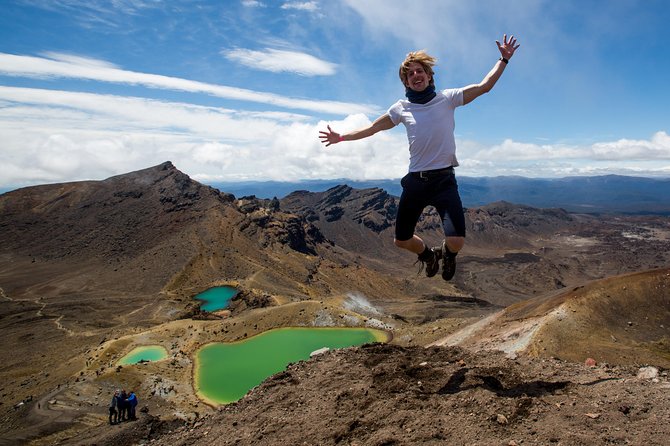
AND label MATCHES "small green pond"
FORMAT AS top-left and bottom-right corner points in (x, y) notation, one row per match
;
(195, 286), (238, 312)
(117, 345), (168, 365)
(195, 327), (388, 405)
